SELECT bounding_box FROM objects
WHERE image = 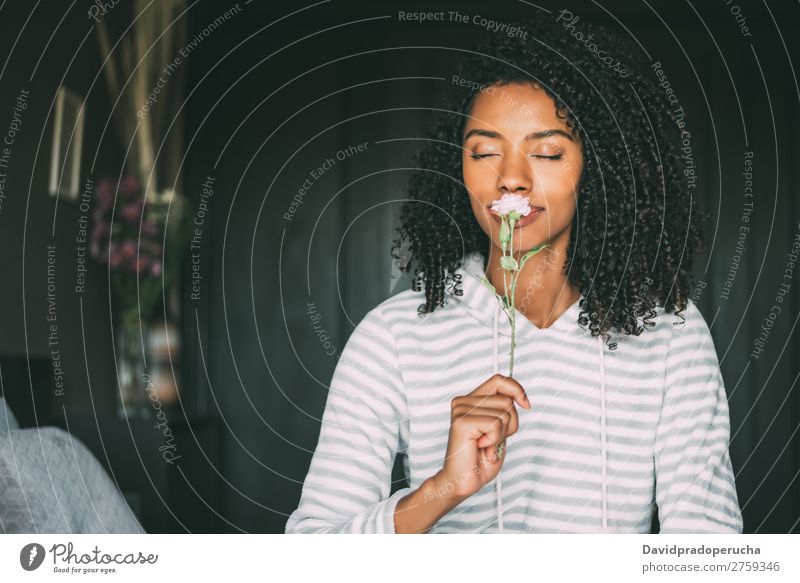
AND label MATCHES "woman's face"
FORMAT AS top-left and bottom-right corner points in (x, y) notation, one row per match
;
(461, 82), (584, 253)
